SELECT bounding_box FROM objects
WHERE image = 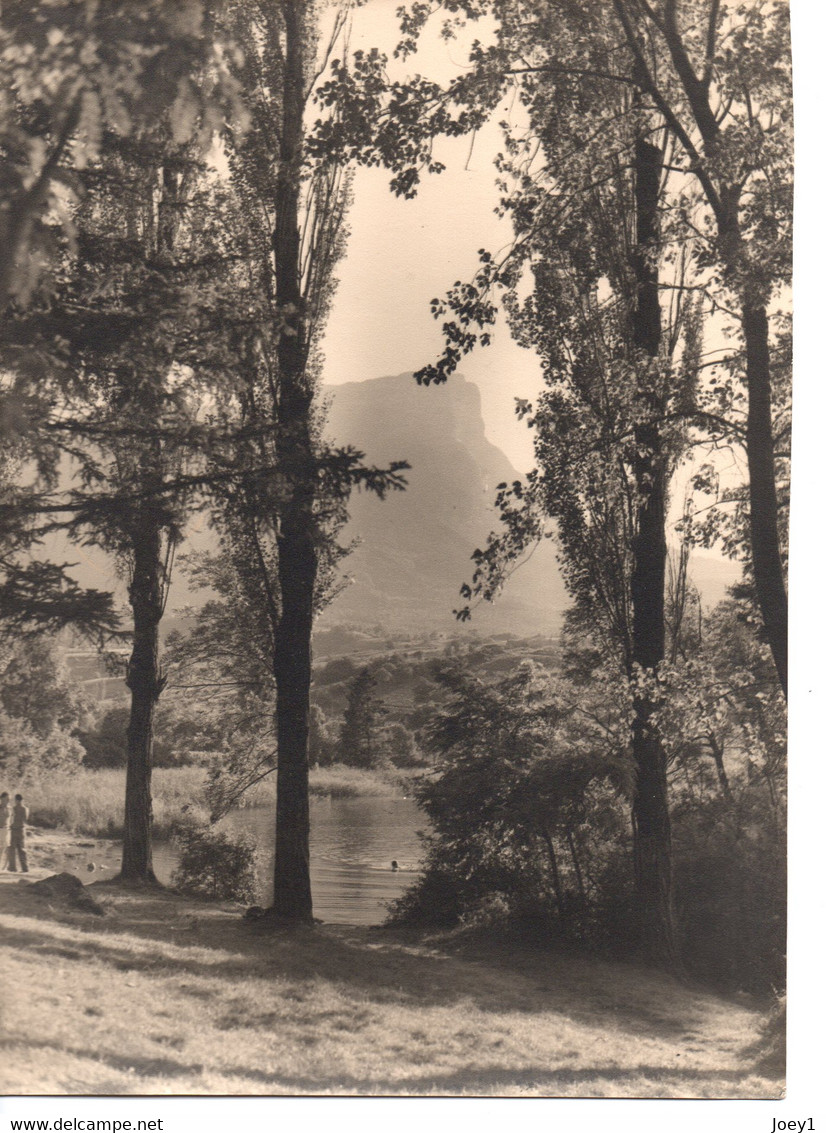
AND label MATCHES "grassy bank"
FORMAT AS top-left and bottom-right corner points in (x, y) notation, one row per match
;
(23, 767), (211, 840)
(23, 764), (407, 839)
(0, 878), (783, 1097)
